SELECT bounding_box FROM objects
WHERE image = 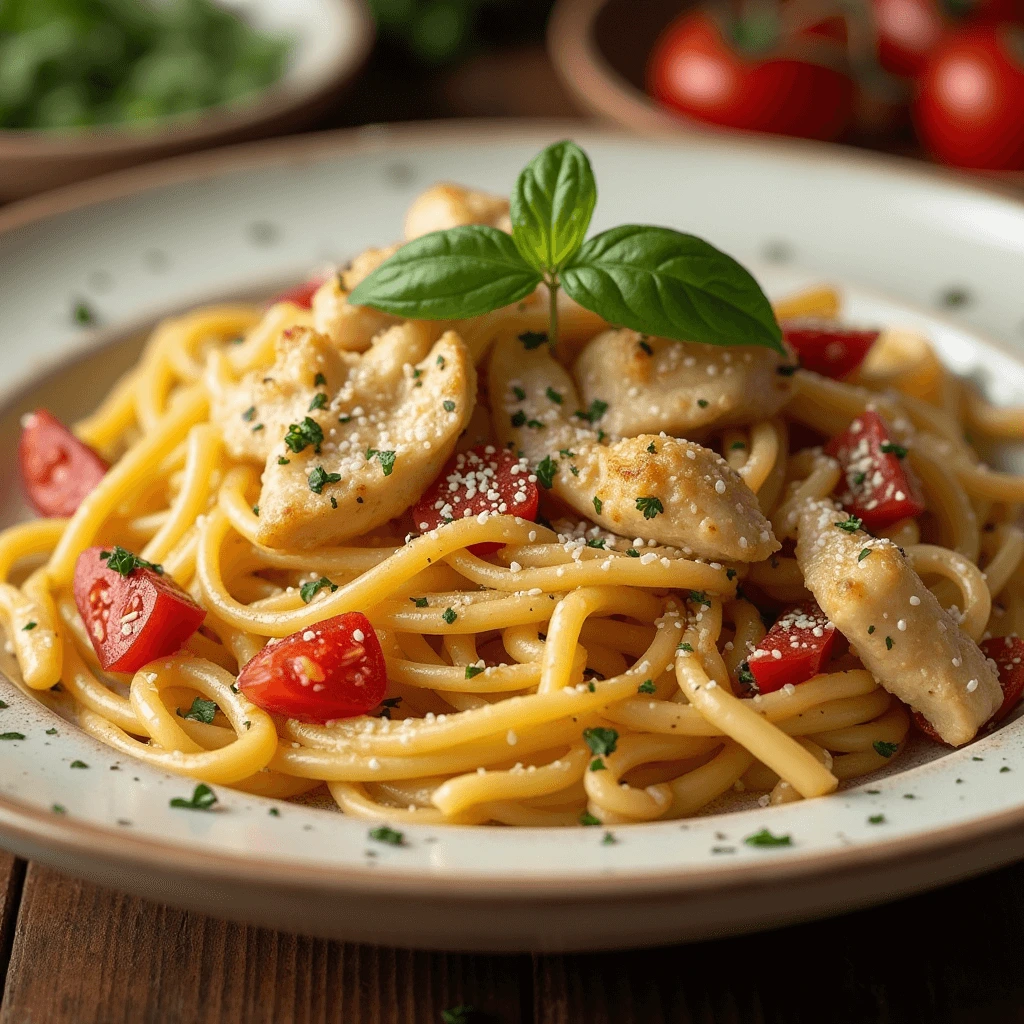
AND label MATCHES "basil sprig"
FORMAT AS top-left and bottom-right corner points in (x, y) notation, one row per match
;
(349, 140), (783, 354)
